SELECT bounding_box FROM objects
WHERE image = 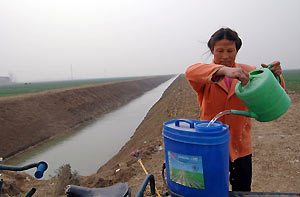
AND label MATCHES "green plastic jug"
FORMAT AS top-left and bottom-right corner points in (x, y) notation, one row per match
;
(232, 66), (291, 122)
